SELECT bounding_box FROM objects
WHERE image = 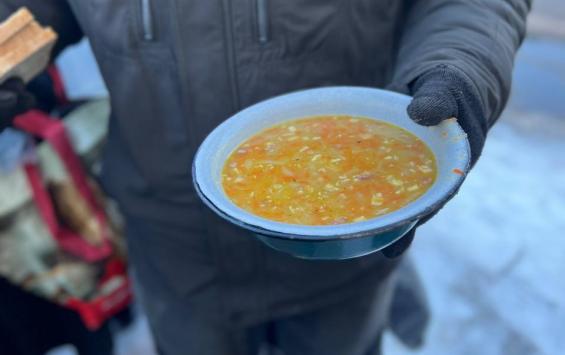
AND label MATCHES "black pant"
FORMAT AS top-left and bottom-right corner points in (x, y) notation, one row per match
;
(0, 277), (114, 355)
